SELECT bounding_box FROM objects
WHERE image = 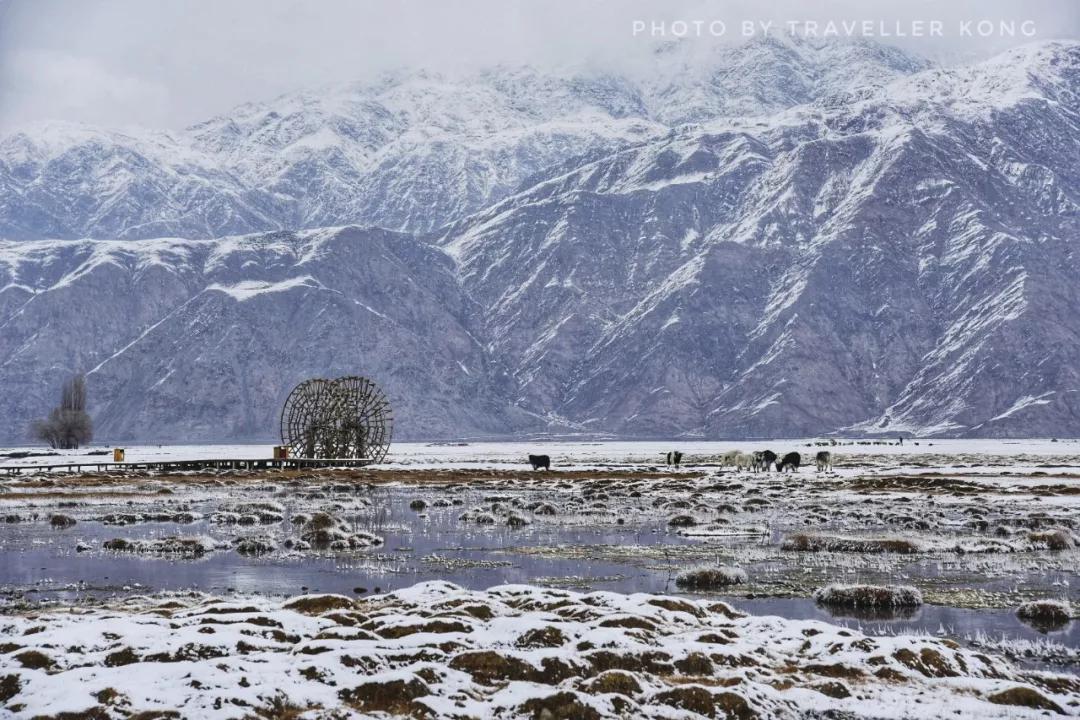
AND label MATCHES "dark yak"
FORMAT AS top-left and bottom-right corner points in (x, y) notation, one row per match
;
(528, 454), (550, 471)
(776, 452), (801, 472)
